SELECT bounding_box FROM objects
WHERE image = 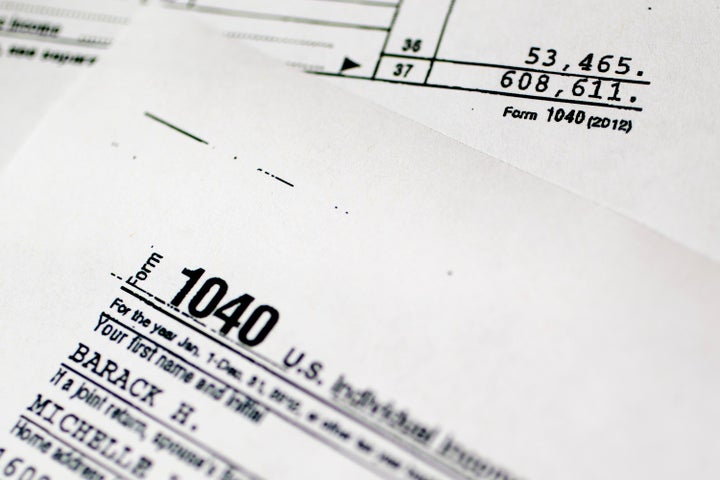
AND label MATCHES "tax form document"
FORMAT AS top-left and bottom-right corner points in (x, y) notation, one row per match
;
(0, 0), (134, 164)
(162, 0), (720, 262)
(1, 8), (719, 480)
